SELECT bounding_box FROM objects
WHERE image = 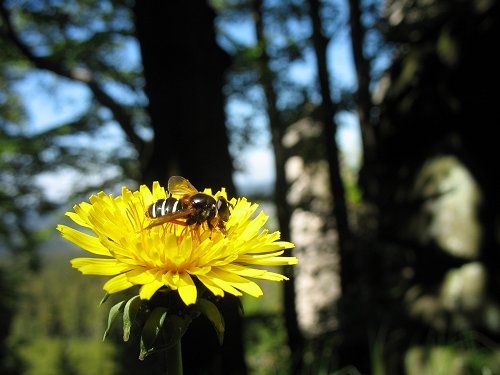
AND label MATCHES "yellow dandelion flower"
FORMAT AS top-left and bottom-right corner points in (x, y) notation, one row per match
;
(57, 179), (297, 306)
